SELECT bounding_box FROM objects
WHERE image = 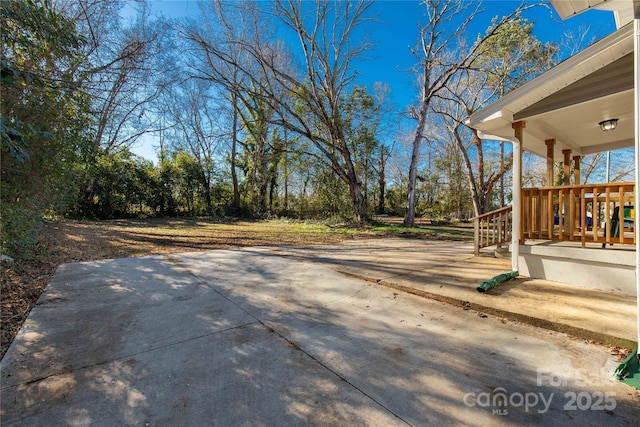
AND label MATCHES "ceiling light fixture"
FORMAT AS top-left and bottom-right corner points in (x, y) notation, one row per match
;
(599, 119), (618, 132)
